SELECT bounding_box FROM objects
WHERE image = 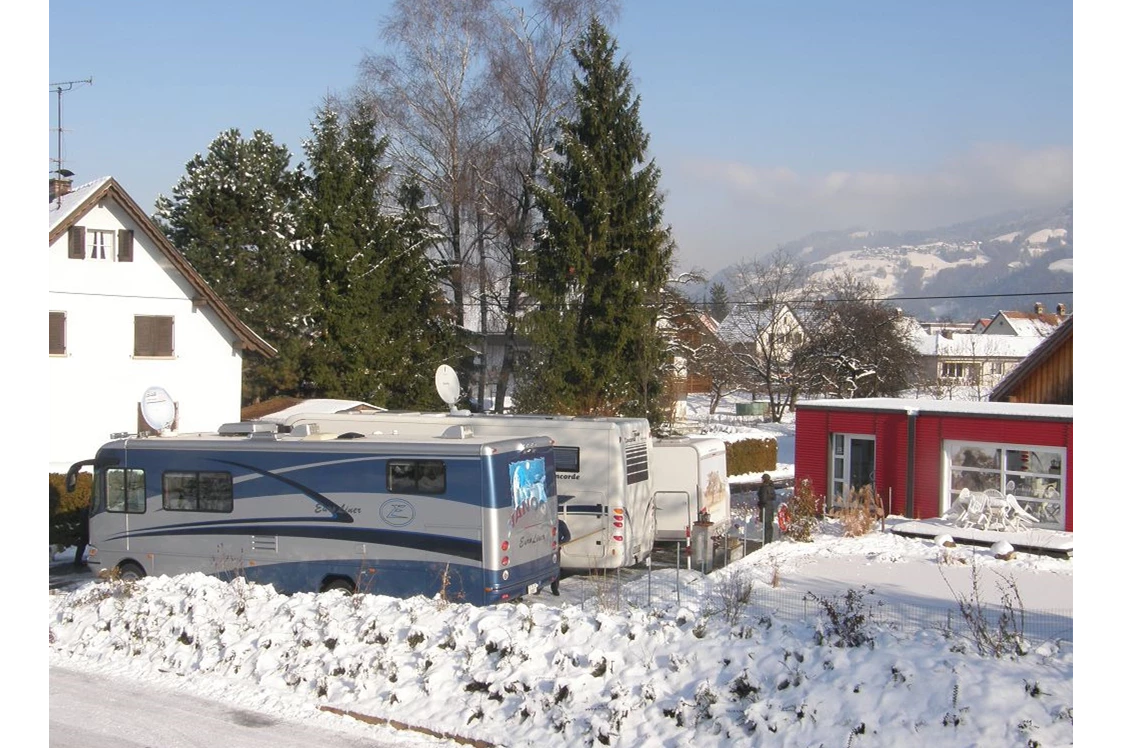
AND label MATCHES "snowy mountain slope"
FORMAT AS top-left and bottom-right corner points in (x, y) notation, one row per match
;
(692, 203), (1073, 321)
